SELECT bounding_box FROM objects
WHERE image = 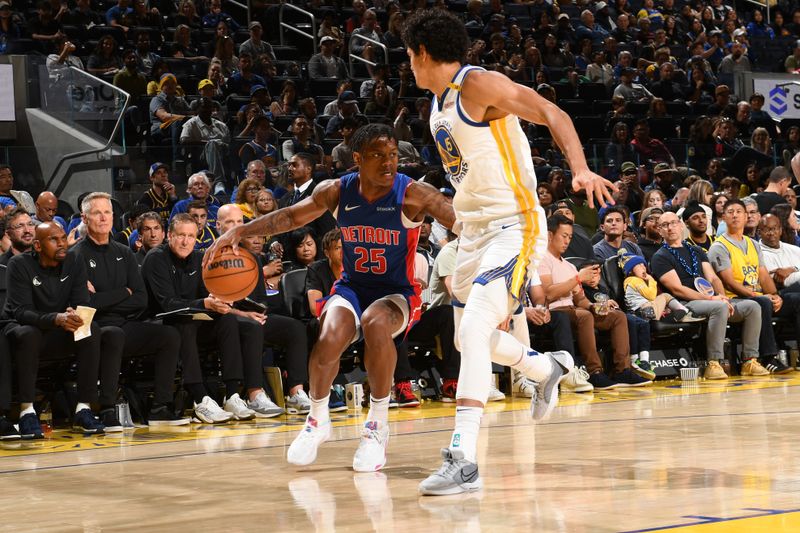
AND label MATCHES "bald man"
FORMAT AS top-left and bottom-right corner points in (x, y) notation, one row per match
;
(33, 191), (67, 230)
(759, 214), (800, 292)
(2, 223), (115, 436)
